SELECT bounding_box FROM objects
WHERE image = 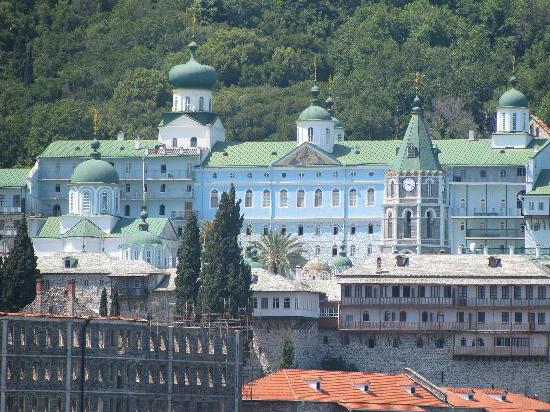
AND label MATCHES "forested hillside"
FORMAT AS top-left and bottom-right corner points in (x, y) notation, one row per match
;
(1, 0), (549, 168)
